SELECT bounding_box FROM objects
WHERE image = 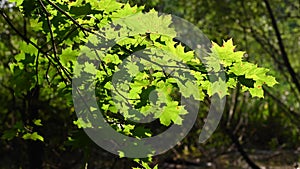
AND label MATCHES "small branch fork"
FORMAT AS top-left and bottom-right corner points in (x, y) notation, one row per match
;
(0, 9), (71, 84)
